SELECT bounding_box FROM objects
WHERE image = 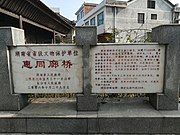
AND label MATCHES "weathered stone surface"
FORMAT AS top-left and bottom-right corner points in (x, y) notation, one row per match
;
(10, 45), (83, 94)
(162, 118), (180, 134)
(76, 27), (98, 111)
(99, 118), (151, 133)
(0, 118), (26, 133)
(98, 98), (161, 117)
(75, 26), (97, 45)
(18, 102), (77, 117)
(27, 118), (87, 134)
(88, 119), (99, 133)
(76, 94), (98, 111)
(91, 44), (165, 93)
(0, 27), (25, 46)
(0, 100), (179, 134)
(150, 25), (180, 110)
(0, 27), (28, 111)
